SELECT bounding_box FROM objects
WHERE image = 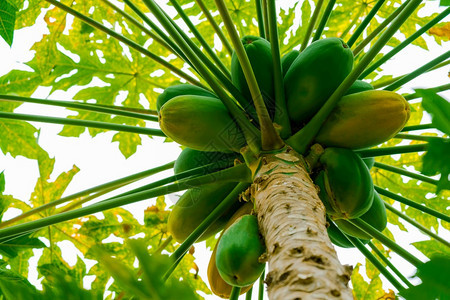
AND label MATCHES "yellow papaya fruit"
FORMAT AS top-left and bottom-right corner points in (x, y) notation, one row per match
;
(315, 90), (410, 149)
(207, 202), (254, 298)
(159, 95), (246, 152)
